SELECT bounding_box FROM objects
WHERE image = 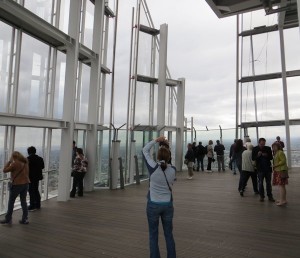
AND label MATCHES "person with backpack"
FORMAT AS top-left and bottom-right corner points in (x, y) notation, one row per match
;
(196, 142), (206, 171)
(27, 146), (45, 211)
(70, 148), (88, 197)
(142, 136), (176, 258)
